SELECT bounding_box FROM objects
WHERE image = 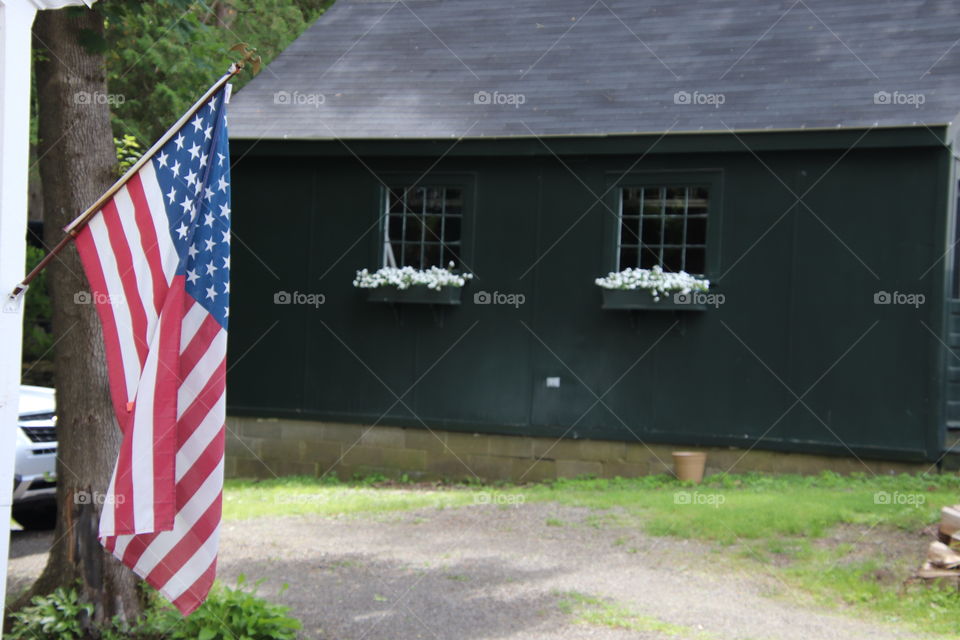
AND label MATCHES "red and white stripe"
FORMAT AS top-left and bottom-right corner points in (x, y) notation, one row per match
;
(75, 161), (226, 615)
